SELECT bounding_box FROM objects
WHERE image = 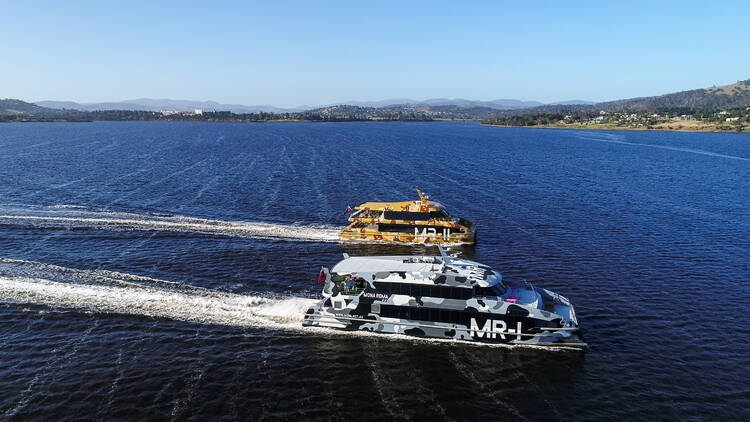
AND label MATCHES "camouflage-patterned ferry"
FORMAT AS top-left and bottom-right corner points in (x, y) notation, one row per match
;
(338, 188), (476, 245)
(302, 247), (585, 348)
